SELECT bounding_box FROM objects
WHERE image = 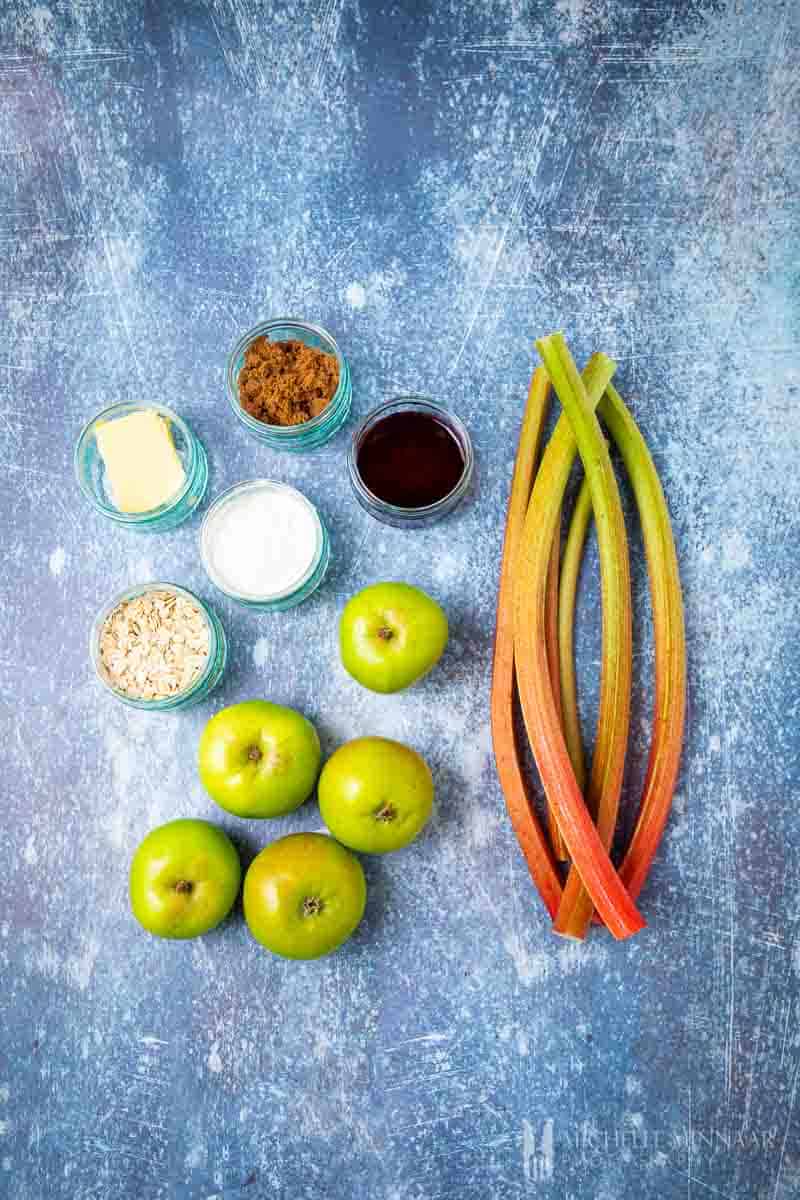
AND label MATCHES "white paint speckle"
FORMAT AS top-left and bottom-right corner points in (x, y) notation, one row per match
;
(35, 943), (61, 980)
(344, 281), (366, 309)
(1, 1157), (10, 1171)
(0, 1087), (8, 1104)
(516, 1030), (529, 1057)
(106, 808), (127, 851)
(208, 1042), (223, 1074)
(433, 551), (461, 584)
(503, 932), (549, 985)
(253, 637), (270, 669)
(523, 1117), (554, 1181)
(556, 0), (588, 44)
(67, 936), (99, 992)
(48, 546), (66, 577)
(22, 834), (38, 866)
(184, 1138), (205, 1169)
(721, 530), (752, 572)
(709, 734), (721, 754)
(31, 5), (56, 51)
